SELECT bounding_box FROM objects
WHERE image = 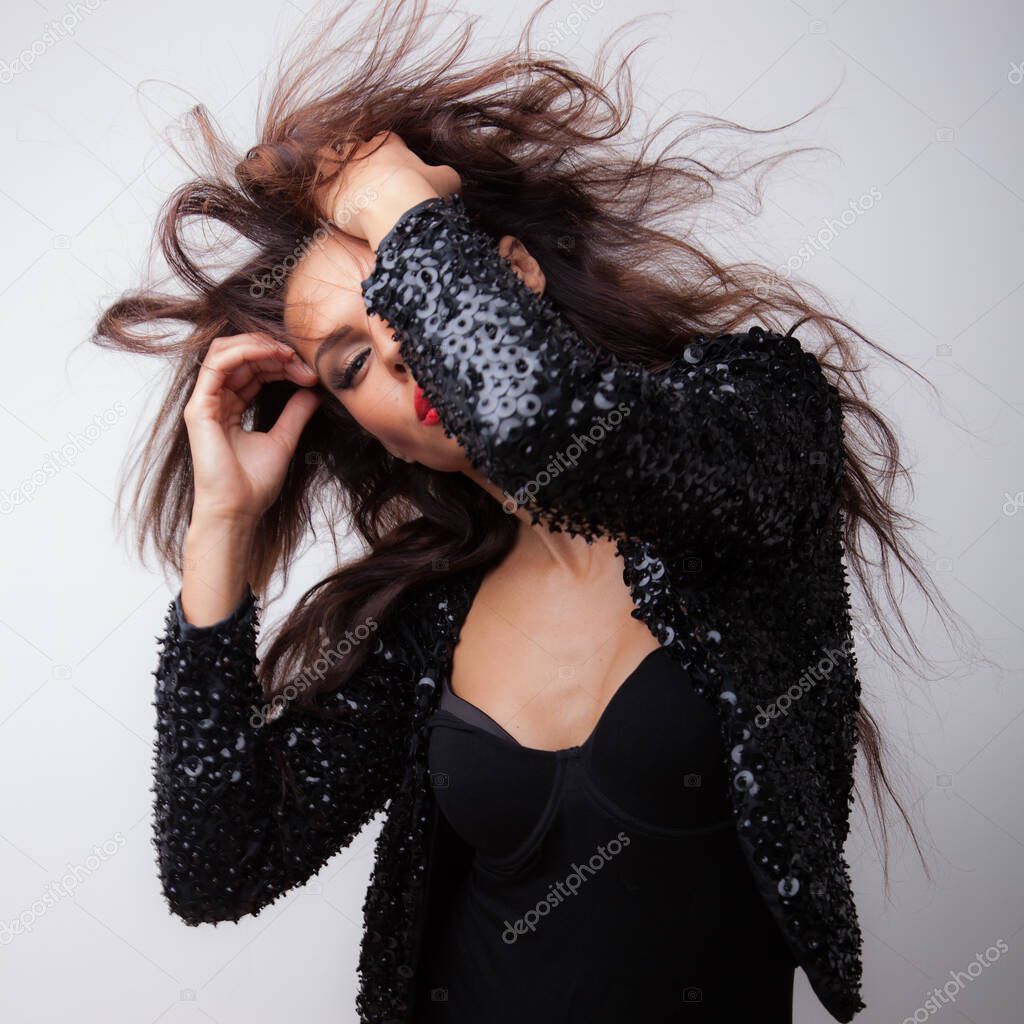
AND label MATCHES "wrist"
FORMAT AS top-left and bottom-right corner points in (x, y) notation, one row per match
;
(350, 169), (442, 252)
(181, 515), (258, 621)
(190, 502), (261, 528)
(185, 513), (258, 561)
